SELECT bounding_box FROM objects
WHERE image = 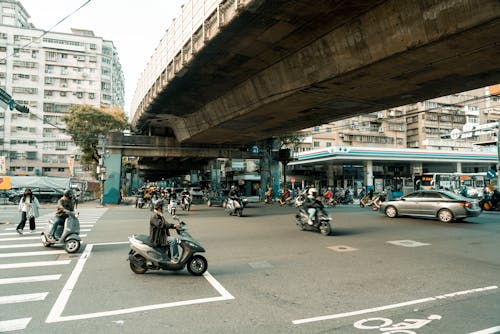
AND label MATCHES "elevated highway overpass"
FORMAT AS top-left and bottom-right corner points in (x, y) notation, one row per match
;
(131, 0), (500, 145)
